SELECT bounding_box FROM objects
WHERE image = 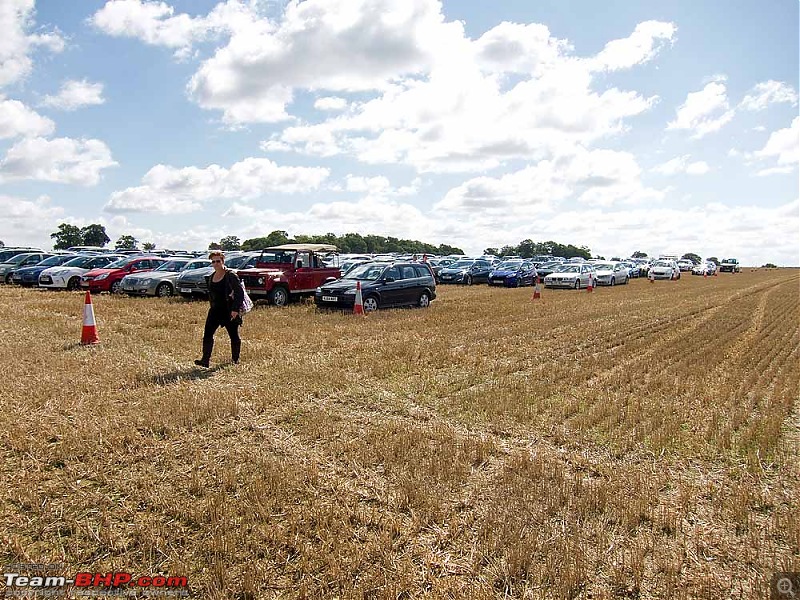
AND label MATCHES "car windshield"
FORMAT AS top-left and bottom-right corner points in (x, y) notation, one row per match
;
(594, 263), (613, 270)
(344, 263), (387, 281)
(497, 261), (521, 270)
(154, 260), (190, 272)
(37, 255), (72, 267)
(103, 257), (134, 269)
(558, 265), (580, 273)
(449, 260), (474, 269)
(184, 260), (211, 270)
(61, 256), (97, 268)
(258, 251), (294, 264)
(654, 261), (672, 267)
(6, 253), (36, 265)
